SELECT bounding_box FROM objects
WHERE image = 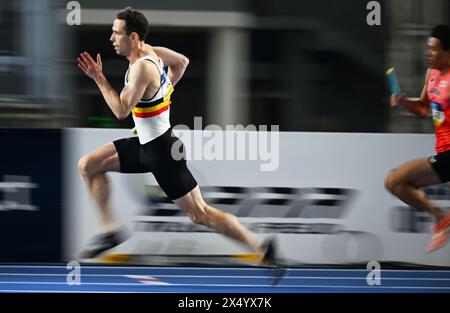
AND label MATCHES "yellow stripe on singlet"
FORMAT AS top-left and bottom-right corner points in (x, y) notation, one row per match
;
(133, 98), (171, 113)
(132, 85), (174, 113)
